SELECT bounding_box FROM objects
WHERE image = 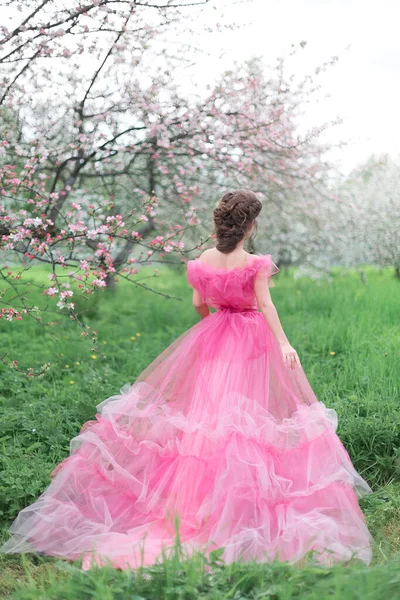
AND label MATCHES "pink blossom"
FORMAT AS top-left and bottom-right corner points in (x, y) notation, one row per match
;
(60, 290), (73, 301)
(45, 287), (58, 296)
